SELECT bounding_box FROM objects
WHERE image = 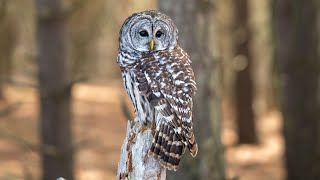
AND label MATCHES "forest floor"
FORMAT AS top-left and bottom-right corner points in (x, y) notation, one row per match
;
(0, 84), (284, 180)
